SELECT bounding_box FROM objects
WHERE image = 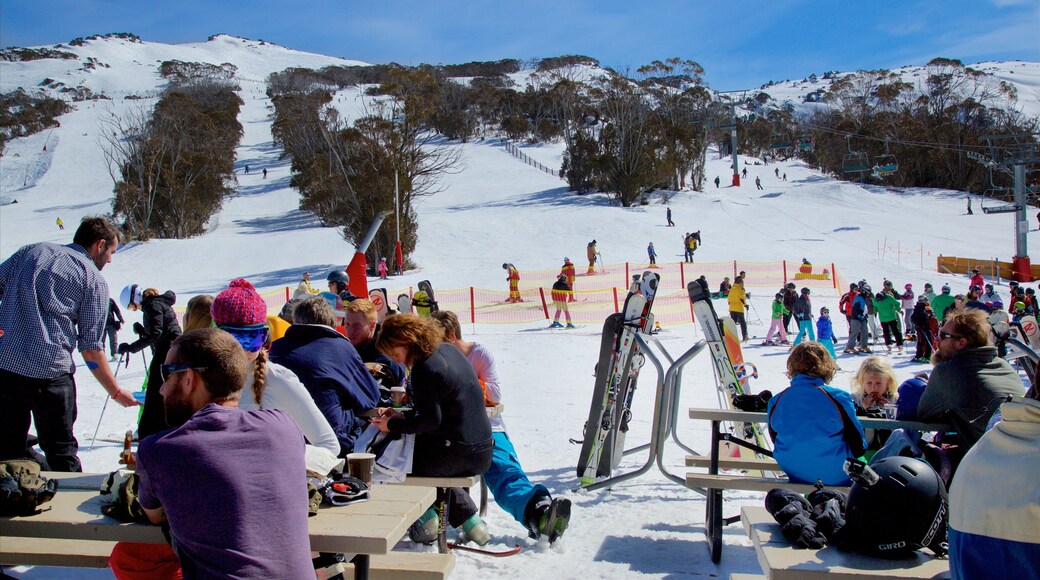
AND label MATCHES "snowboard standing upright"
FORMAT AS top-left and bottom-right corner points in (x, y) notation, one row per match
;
(576, 271), (659, 486)
(413, 280), (439, 317)
(396, 293), (412, 315)
(688, 282), (770, 455)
